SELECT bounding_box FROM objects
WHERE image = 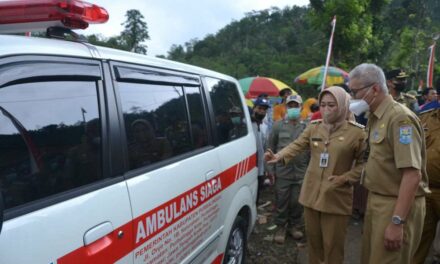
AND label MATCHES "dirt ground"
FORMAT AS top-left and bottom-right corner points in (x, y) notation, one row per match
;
(246, 185), (305, 264)
(246, 184), (436, 264)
